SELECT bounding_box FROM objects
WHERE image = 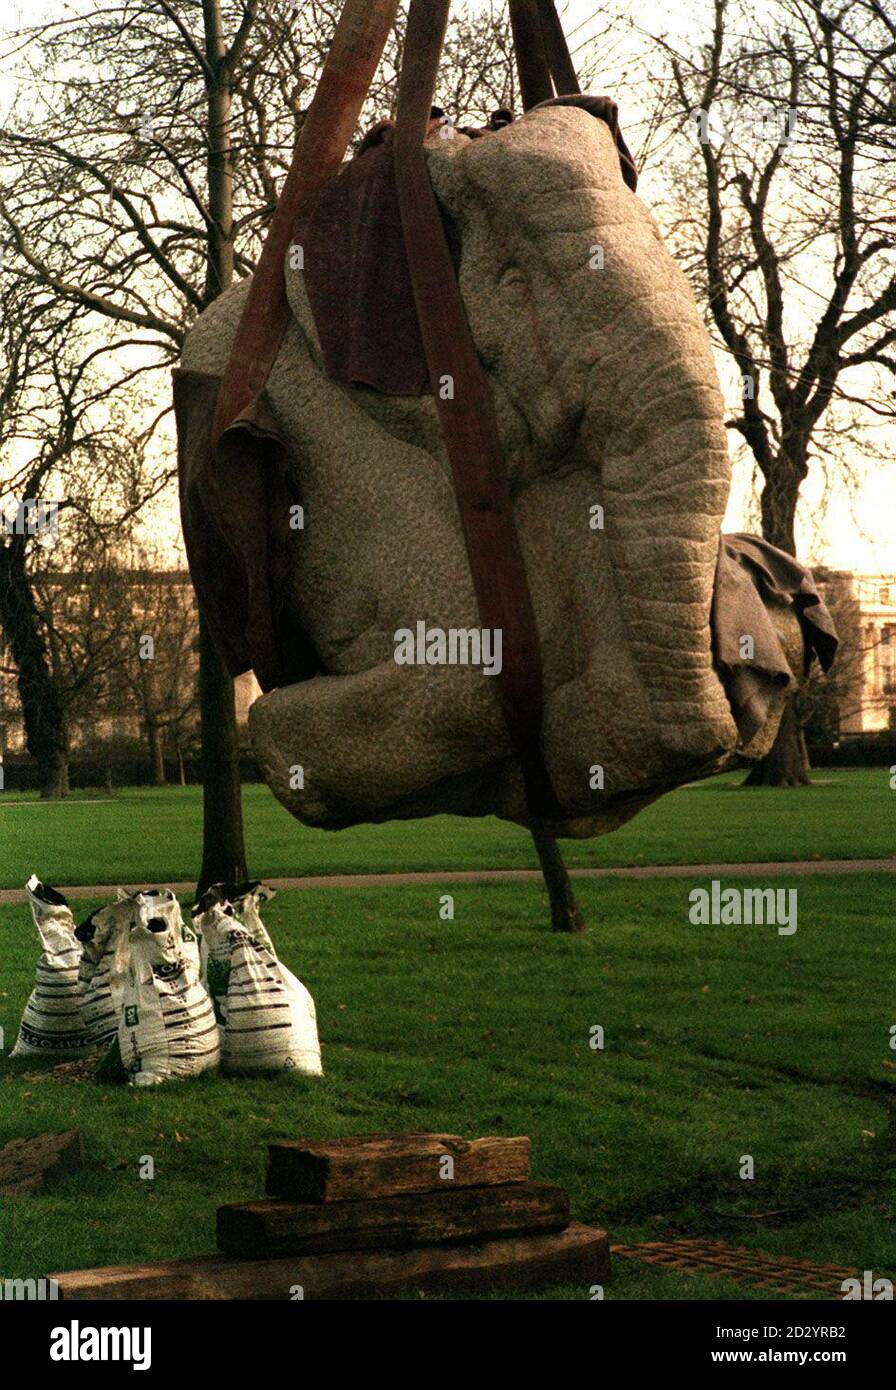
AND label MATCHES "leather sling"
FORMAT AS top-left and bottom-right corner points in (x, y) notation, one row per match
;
(535, 0), (582, 97)
(508, 0), (555, 109)
(508, 0), (580, 110)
